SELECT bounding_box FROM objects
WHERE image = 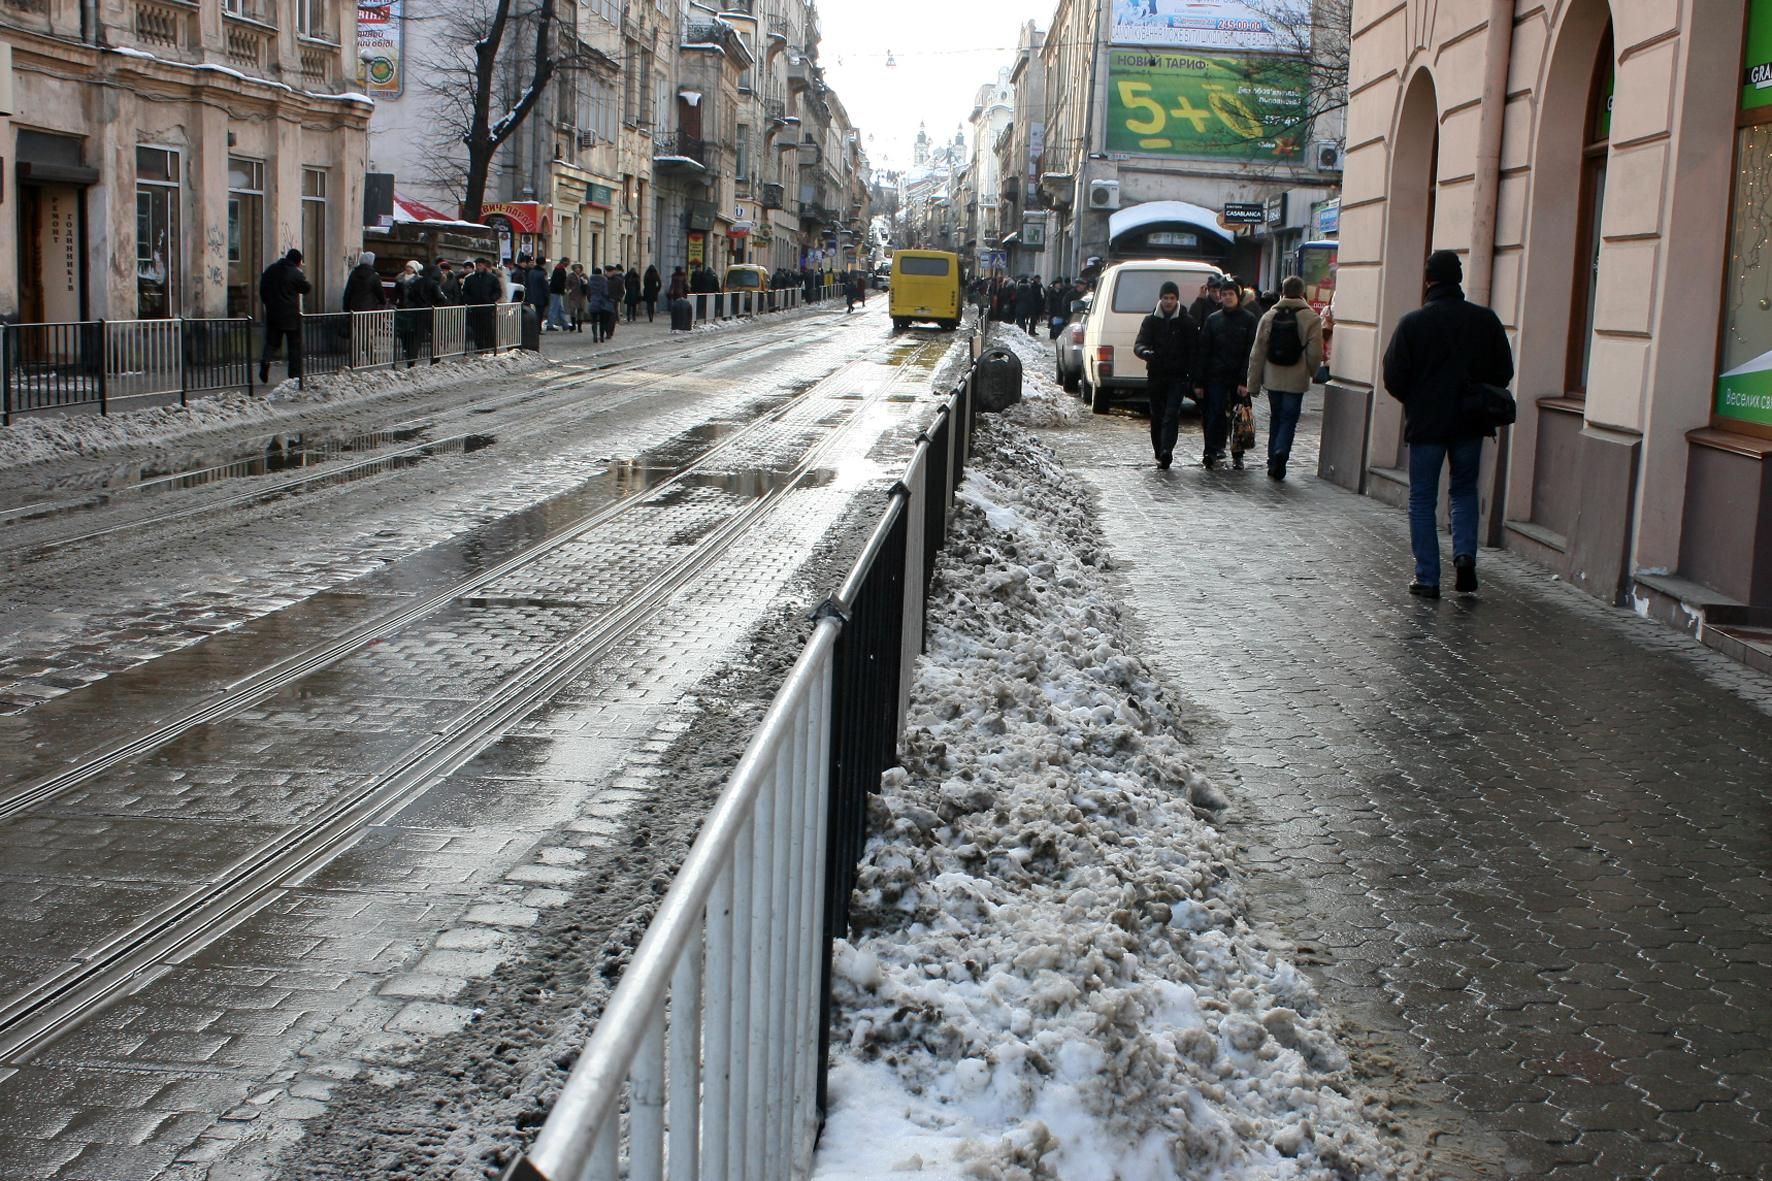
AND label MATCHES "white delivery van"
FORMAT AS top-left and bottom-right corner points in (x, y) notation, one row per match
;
(1081, 258), (1228, 414)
